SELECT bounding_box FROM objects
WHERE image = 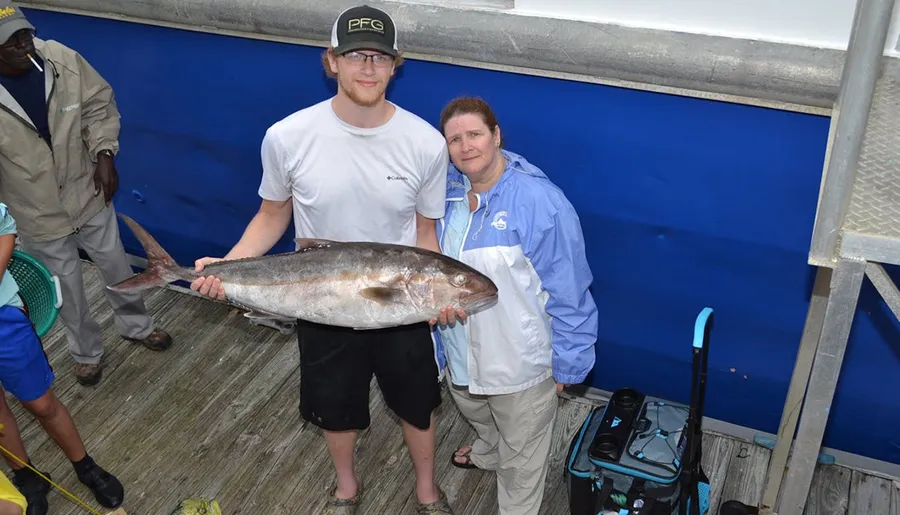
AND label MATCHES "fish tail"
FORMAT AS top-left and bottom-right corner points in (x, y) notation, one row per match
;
(107, 214), (194, 293)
